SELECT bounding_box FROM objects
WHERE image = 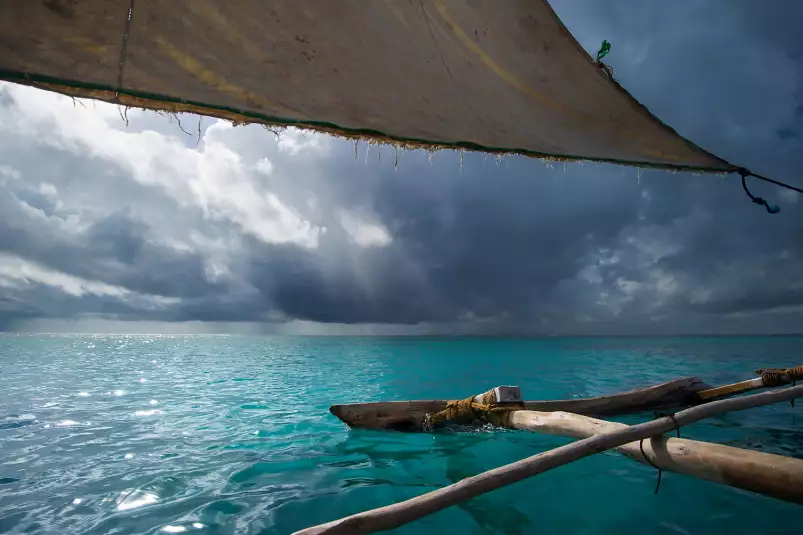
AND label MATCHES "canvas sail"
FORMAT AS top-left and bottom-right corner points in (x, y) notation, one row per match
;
(0, 0), (733, 172)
